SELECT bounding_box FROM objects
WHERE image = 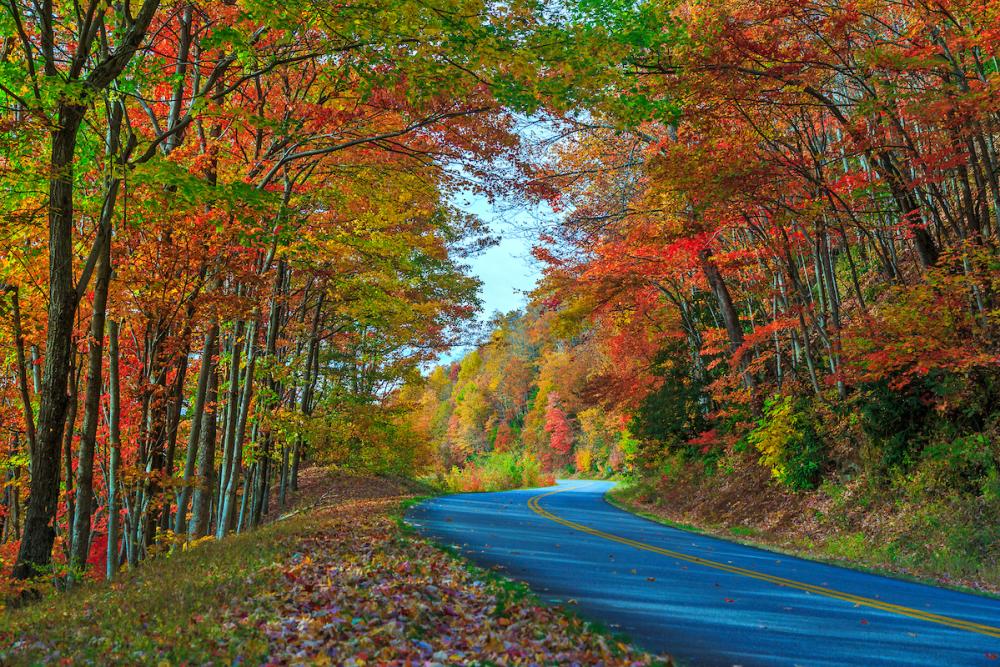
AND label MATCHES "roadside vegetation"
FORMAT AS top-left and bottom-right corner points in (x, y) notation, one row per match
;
(2, 0), (999, 659)
(0, 470), (666, 666)
(439, 451), (554, 493)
